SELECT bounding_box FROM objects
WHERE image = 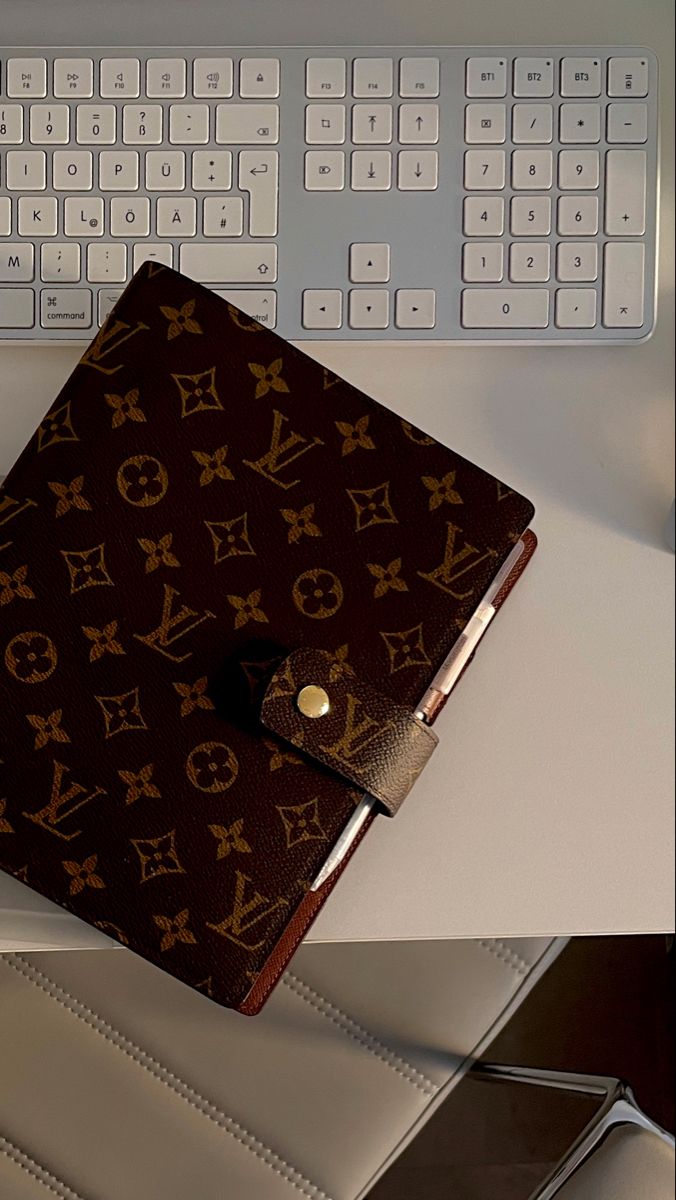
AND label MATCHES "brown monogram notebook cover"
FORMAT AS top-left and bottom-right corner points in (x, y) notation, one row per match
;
(0, 263), (535, 1013)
